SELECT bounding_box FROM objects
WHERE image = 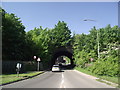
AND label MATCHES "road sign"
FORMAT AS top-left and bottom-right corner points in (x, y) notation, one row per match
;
(90, 58), (94, 62)
(37, 58), (41, 62)
(16, 63), (22, 69)
(34, 56), (37, 59)
(16, 63), (22, 77)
